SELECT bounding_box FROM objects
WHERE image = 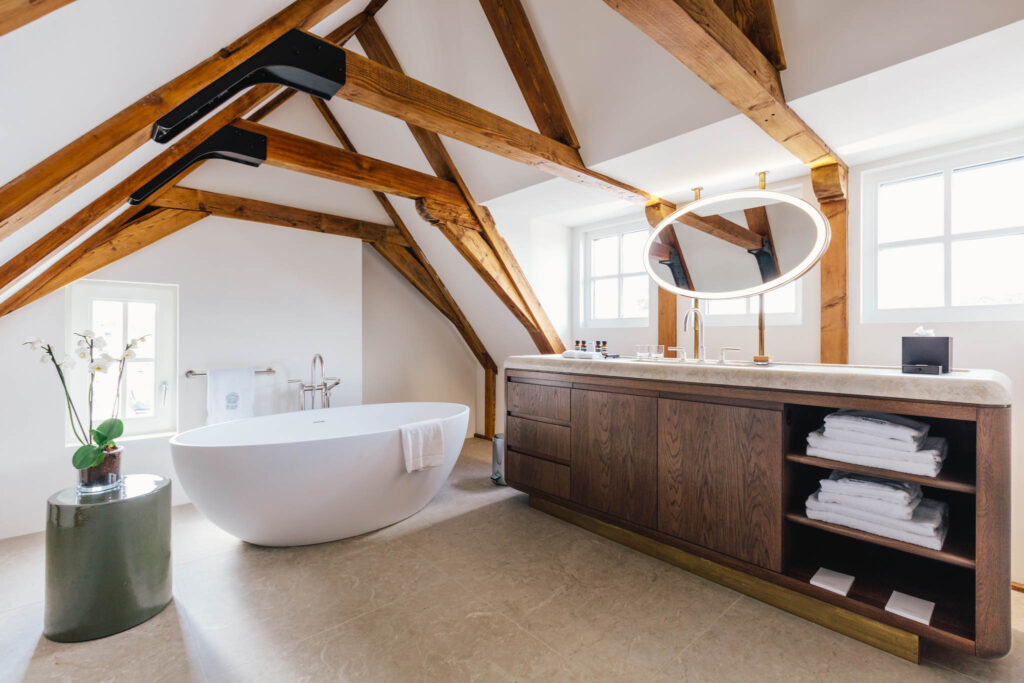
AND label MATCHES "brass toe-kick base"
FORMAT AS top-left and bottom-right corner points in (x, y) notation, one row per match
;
(529, 496), (920, 664)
